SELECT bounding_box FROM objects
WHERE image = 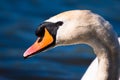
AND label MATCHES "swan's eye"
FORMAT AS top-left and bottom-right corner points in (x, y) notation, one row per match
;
(35, 26), (45, 37)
